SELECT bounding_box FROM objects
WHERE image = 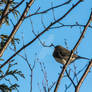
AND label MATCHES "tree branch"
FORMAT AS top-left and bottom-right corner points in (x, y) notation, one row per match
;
(25, 0), (72, 18)
(0, 0), (12, 26)
(0, 0), (25, 20)
(75, 60), (92, 92)
(0, 0), (34, 57)
(54, 10), (92, 92)
(65, 70), (76, 88)
(0, 0), (83, 69)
